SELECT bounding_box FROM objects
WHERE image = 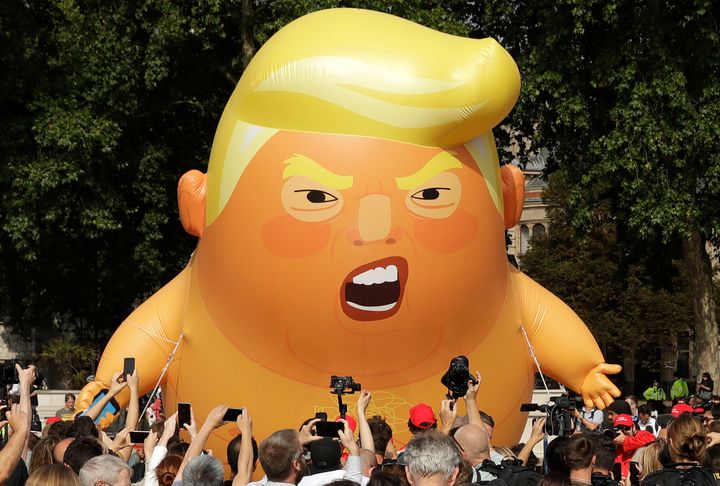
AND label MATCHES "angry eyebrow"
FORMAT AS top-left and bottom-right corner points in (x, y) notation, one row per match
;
(395, 152), (463, 190)
(283, 154), (353, 189)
